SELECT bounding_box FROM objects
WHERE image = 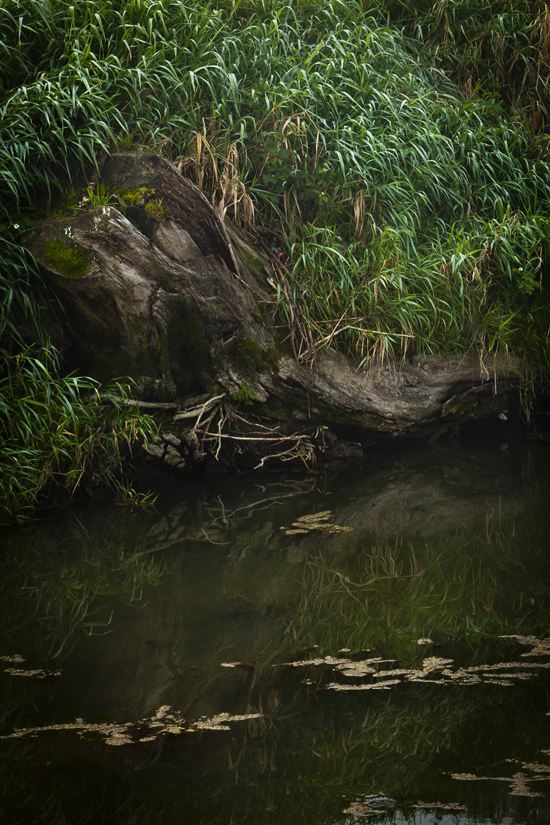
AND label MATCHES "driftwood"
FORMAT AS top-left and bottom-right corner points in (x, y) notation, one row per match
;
(27, 151), (521, 464)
